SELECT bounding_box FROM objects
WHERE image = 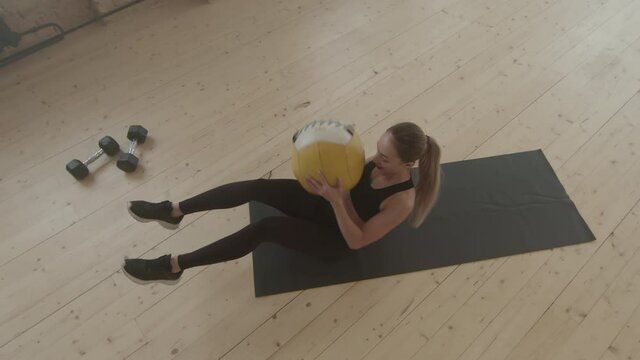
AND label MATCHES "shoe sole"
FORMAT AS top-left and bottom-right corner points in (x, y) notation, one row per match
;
(127, 202), (180, 230)
(120, 260), (181, 286)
